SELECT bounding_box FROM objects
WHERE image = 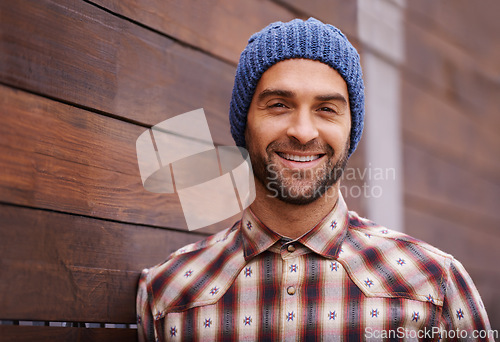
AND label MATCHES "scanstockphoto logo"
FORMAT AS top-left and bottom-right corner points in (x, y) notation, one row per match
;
(136, 109), (256, 231)
(365, 327), (499, 340)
